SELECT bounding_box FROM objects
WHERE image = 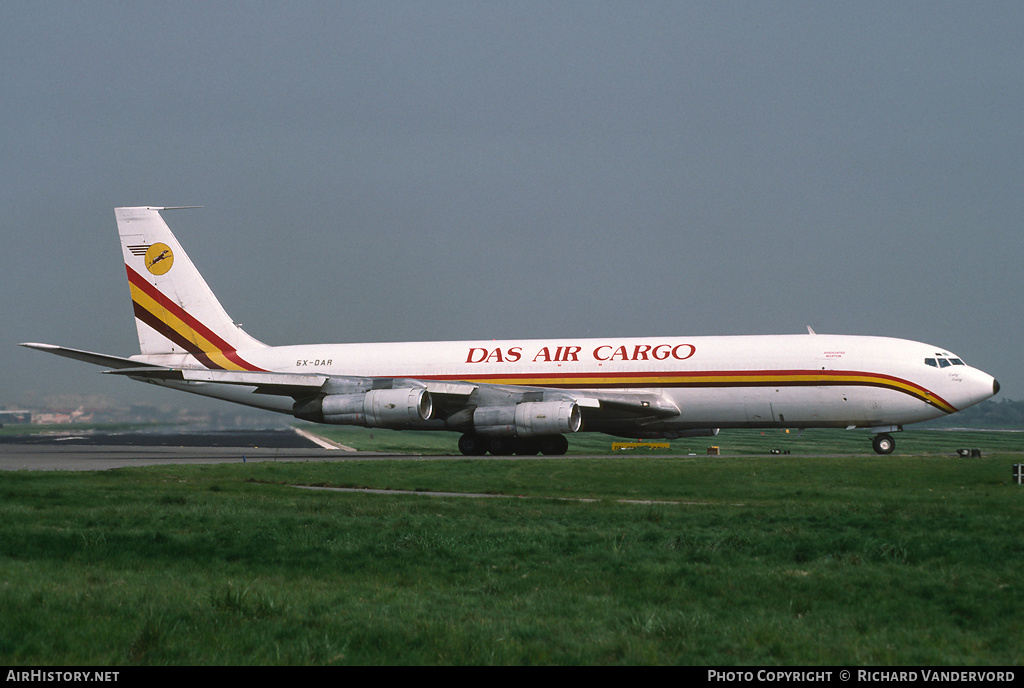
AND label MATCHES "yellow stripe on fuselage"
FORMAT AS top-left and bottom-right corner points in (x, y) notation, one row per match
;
(449, 370), (958, 414)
